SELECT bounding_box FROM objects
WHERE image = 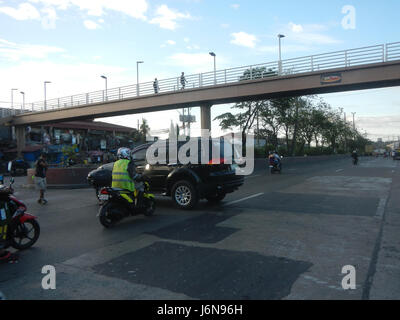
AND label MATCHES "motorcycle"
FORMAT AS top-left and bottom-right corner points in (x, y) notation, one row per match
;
(269, 157), (282, 174)
(0, 177), (40, 250)
(97, 176), (155, 228)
